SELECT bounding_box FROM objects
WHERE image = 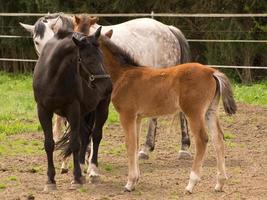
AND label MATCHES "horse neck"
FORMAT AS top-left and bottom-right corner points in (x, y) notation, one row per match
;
(100, 42), (126, 84)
